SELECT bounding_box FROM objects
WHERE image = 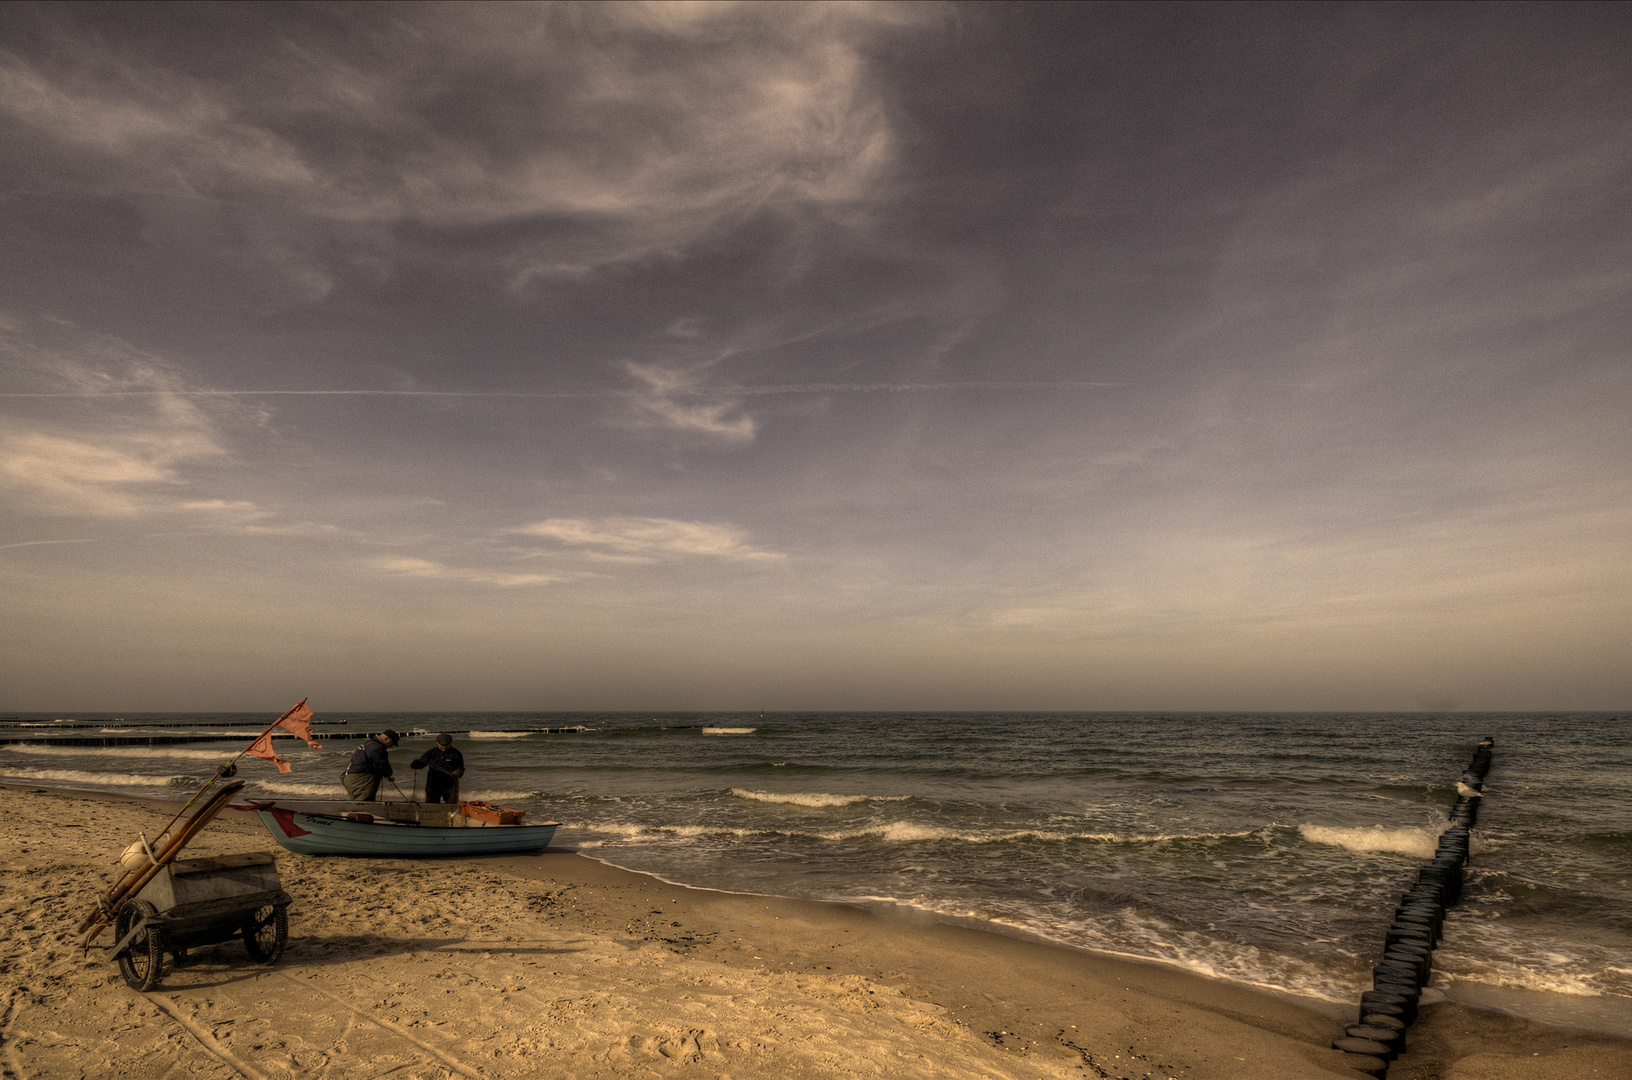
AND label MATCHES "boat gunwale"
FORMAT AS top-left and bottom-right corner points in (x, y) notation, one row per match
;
(240, 803), (561, 857)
